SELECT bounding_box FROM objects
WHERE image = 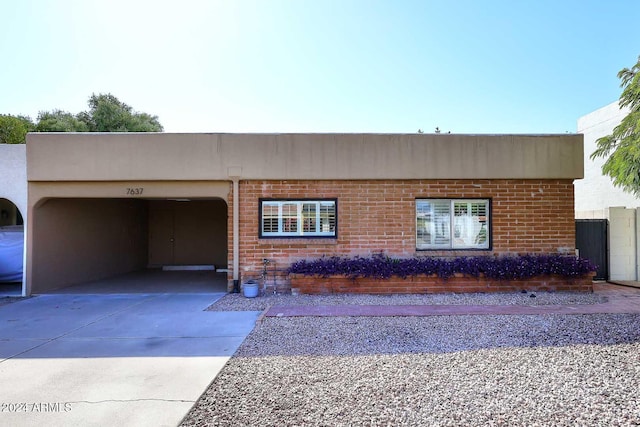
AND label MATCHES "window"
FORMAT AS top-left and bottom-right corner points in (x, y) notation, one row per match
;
(260, 200), (337, 237)
(416, 199), (489, 249)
